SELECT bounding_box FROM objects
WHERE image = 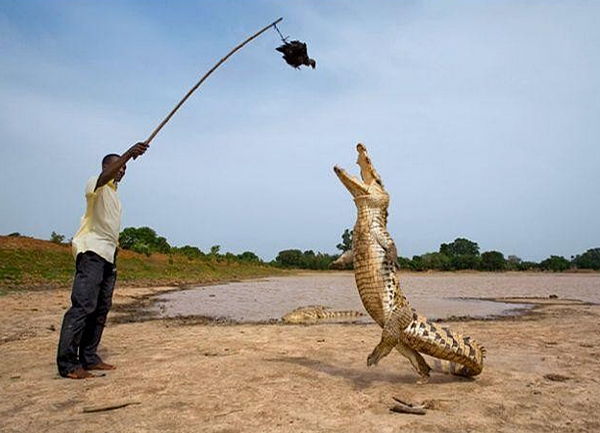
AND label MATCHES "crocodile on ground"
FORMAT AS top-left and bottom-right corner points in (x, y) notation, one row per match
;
(282, 305), (364, 324)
